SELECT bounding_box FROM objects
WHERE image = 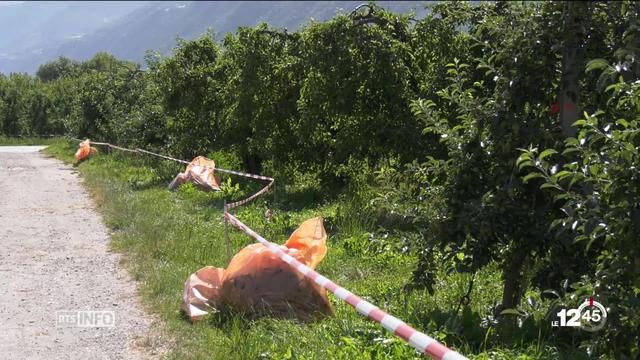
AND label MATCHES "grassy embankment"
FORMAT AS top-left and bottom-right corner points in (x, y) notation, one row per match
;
(42, 139), (571, 359)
